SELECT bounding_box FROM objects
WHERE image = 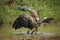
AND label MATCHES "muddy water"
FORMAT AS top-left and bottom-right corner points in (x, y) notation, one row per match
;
(0, 34), (60, 40)
(0, 32), (60, 40)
